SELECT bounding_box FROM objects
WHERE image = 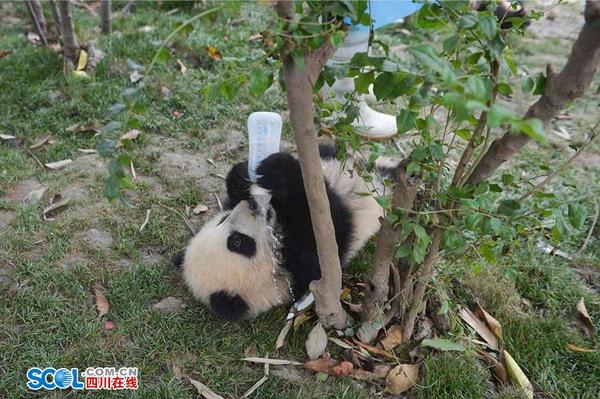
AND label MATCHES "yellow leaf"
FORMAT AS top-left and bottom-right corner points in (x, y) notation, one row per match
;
(385, 364), (419, 394)
(206, 46), (222, 61)
(576, 297), (596, 344)
(474, 302), (503, 339)
(565, 343), (596, 353)
(380, 325), (404, 351)
(93, 287), (109, 318)
(503, 350), (533, 399)
(76, 49), (88, 71)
